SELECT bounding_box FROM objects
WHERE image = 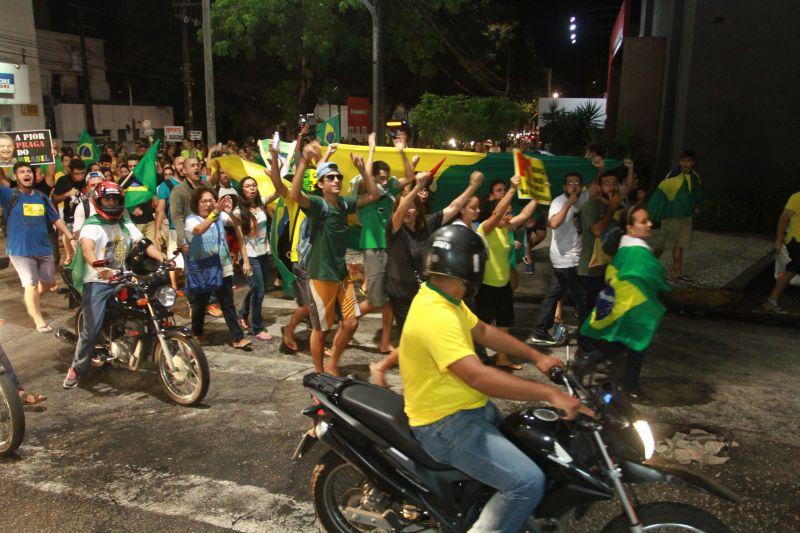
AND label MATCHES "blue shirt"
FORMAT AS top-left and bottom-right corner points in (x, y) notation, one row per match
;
(0, 186), (60, 256)
(156, 177), (181, 229)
